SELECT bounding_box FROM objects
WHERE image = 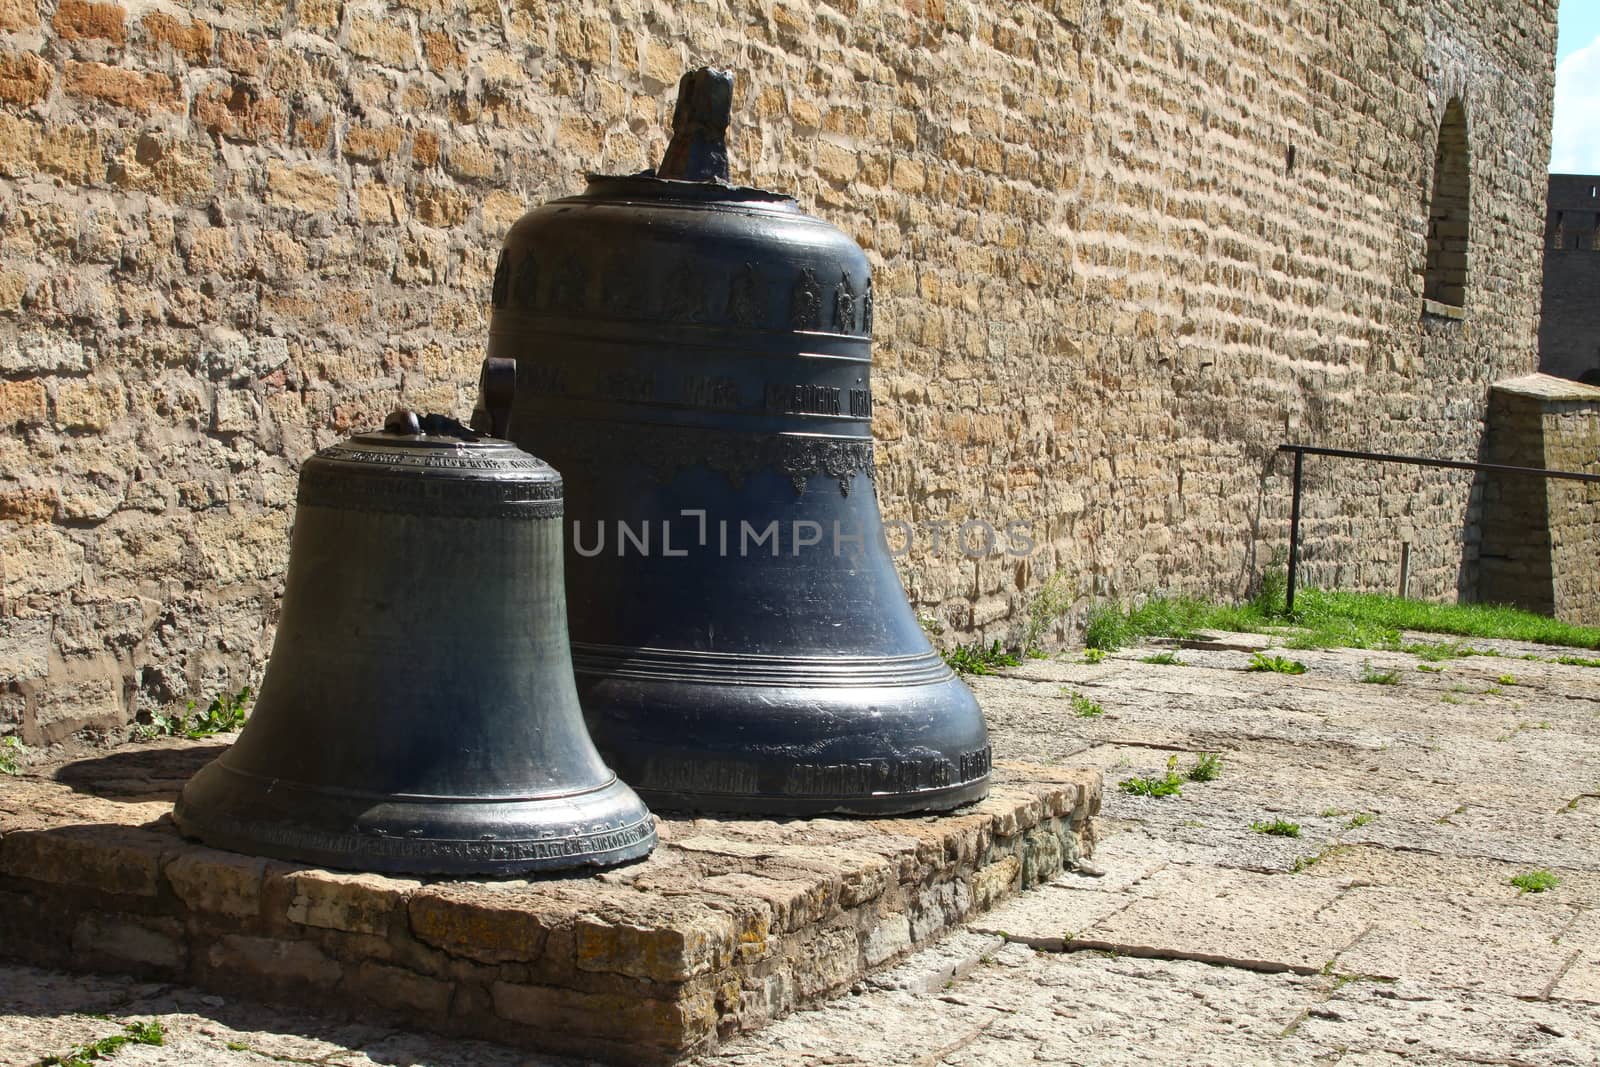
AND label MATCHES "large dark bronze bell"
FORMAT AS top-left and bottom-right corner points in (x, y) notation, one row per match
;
(479, 68), (991, 815)
(173, 412), (656, 875)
